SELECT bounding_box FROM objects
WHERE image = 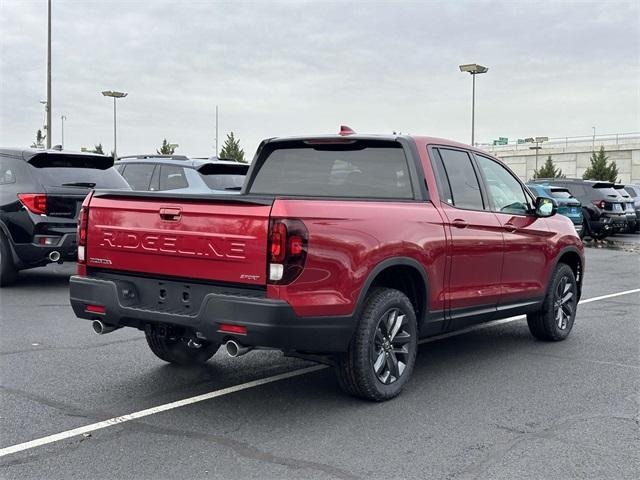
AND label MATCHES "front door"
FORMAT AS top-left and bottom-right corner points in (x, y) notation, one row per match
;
(473, 153), (551, 308)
